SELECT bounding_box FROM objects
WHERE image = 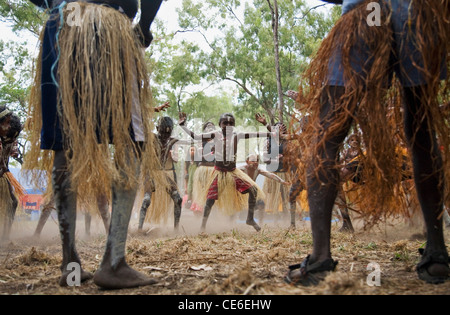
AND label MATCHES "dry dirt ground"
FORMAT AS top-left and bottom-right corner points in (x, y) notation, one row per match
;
(0, 209), (449, 296)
